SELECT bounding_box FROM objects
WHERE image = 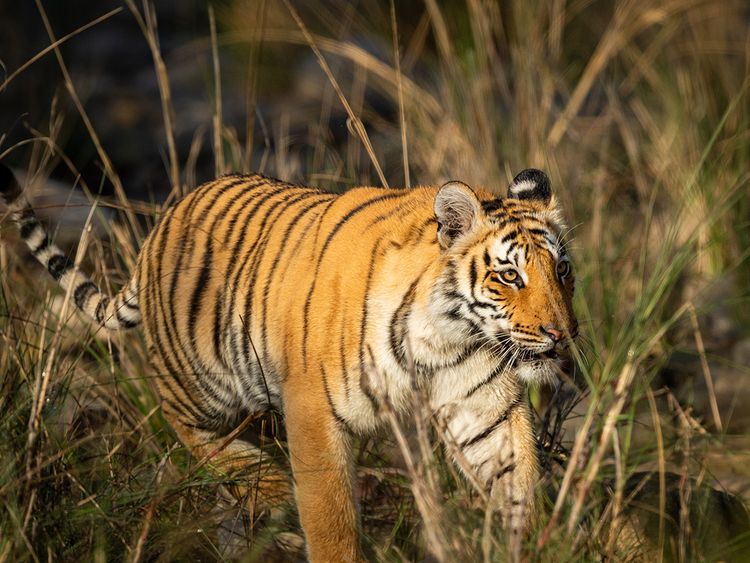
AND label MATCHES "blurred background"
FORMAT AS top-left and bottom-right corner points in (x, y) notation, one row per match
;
(1, 1), (749, 561)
